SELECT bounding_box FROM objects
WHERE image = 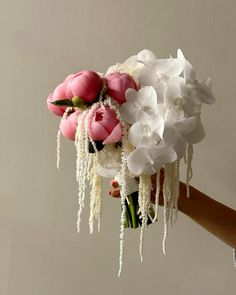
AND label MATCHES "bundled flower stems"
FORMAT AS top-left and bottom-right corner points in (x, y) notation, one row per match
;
(47, 49), (215, 276)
